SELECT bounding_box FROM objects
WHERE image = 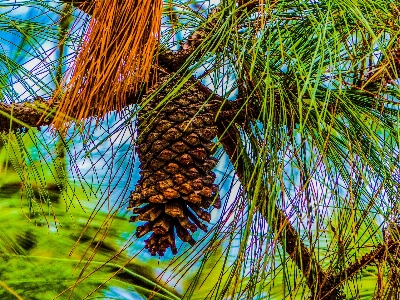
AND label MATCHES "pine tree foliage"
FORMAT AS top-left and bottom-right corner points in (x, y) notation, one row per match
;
(1, 0), (400, 299)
